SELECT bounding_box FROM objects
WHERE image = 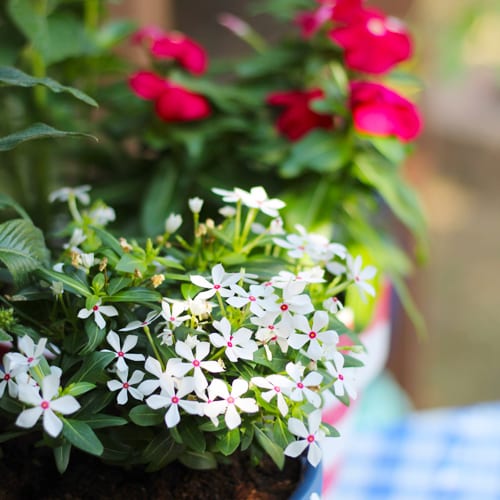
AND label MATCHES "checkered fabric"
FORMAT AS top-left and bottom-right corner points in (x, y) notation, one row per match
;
(324, 402), (500, 500)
